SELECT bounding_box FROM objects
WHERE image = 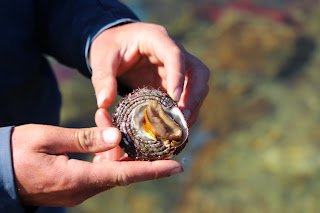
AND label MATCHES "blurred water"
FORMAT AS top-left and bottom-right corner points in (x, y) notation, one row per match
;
(176, 124), (216, 171)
